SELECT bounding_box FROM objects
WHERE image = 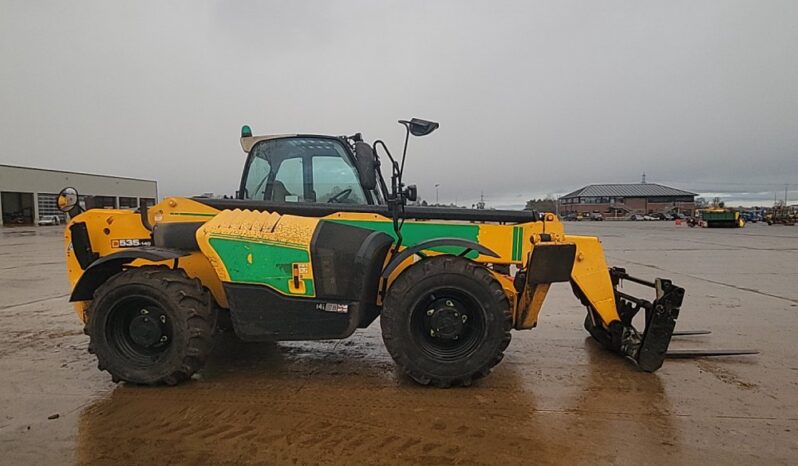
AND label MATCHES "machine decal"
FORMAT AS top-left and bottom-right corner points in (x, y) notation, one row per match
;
(196, 209), (319, 297)
(111, 238), (153, 248)
(316, 303), (349, 314)
(207, 237), (315, 296)
(325, 219), (480, 257)
(511, 226), (521, 261)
